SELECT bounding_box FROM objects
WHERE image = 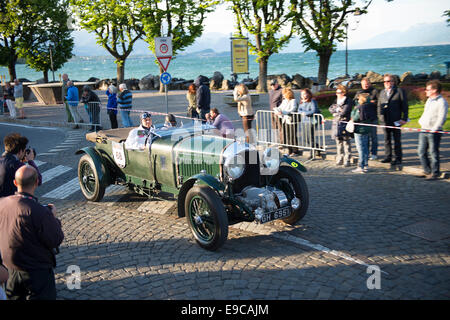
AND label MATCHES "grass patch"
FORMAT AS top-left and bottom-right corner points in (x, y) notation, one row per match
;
(408, 100), (450, 131)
